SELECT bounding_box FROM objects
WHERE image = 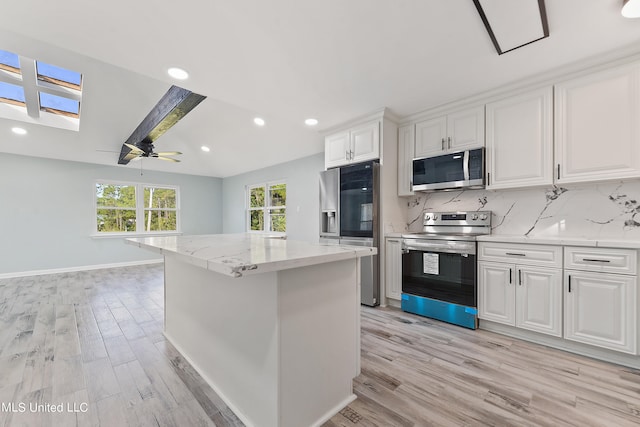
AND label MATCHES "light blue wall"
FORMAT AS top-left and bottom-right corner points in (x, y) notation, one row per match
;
(222, 153), (323, 243)
(0, 153), (222, 274)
